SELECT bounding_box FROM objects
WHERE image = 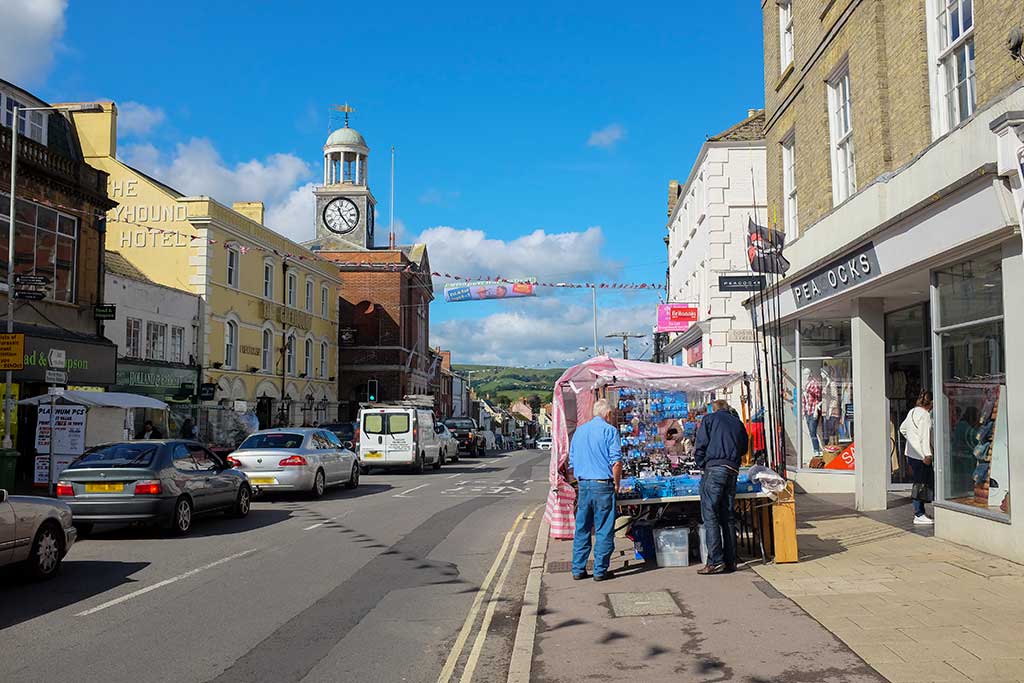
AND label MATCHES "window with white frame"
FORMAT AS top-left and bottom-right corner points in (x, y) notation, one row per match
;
(258, 327), (270, 370)
(320, 341), (328, 378)
(781, 132), (798, 242)
(224, 321), (237, 369)
(1, 94), (47, 144)
(305, 278), (313, 312)
(934, 0), (975, 132)
(146, 322), (167, 361)
(287, 273), (297, 307)
(226, 247), (239, 288)
(126, 318), (142, 358)
(779, 1), (794, 72)
(285, 334), (296, 374)
(263, 260), (274, 299)
(170, 326), (185, 363)
(827, 66), (856, 204)
(321, 285), (329, 318)
(304, 338), (313, 376)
